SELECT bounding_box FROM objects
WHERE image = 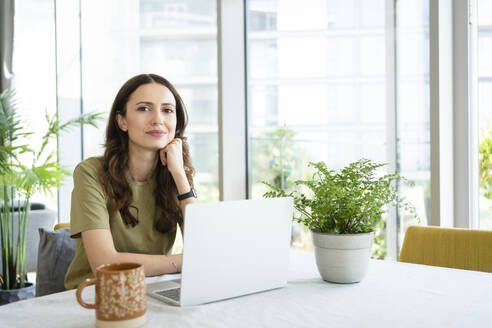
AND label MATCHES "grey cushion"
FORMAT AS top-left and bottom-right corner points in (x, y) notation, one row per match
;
(36, 228), (75, 297)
